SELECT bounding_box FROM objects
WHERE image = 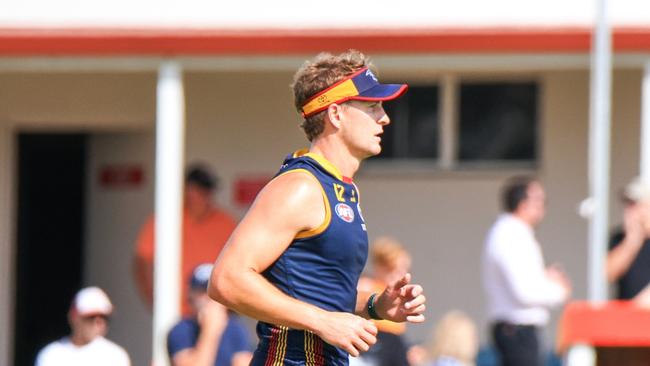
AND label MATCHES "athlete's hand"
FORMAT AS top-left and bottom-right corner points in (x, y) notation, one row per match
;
(315, 312), (377, 357)
(376, 273), (426, 323)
